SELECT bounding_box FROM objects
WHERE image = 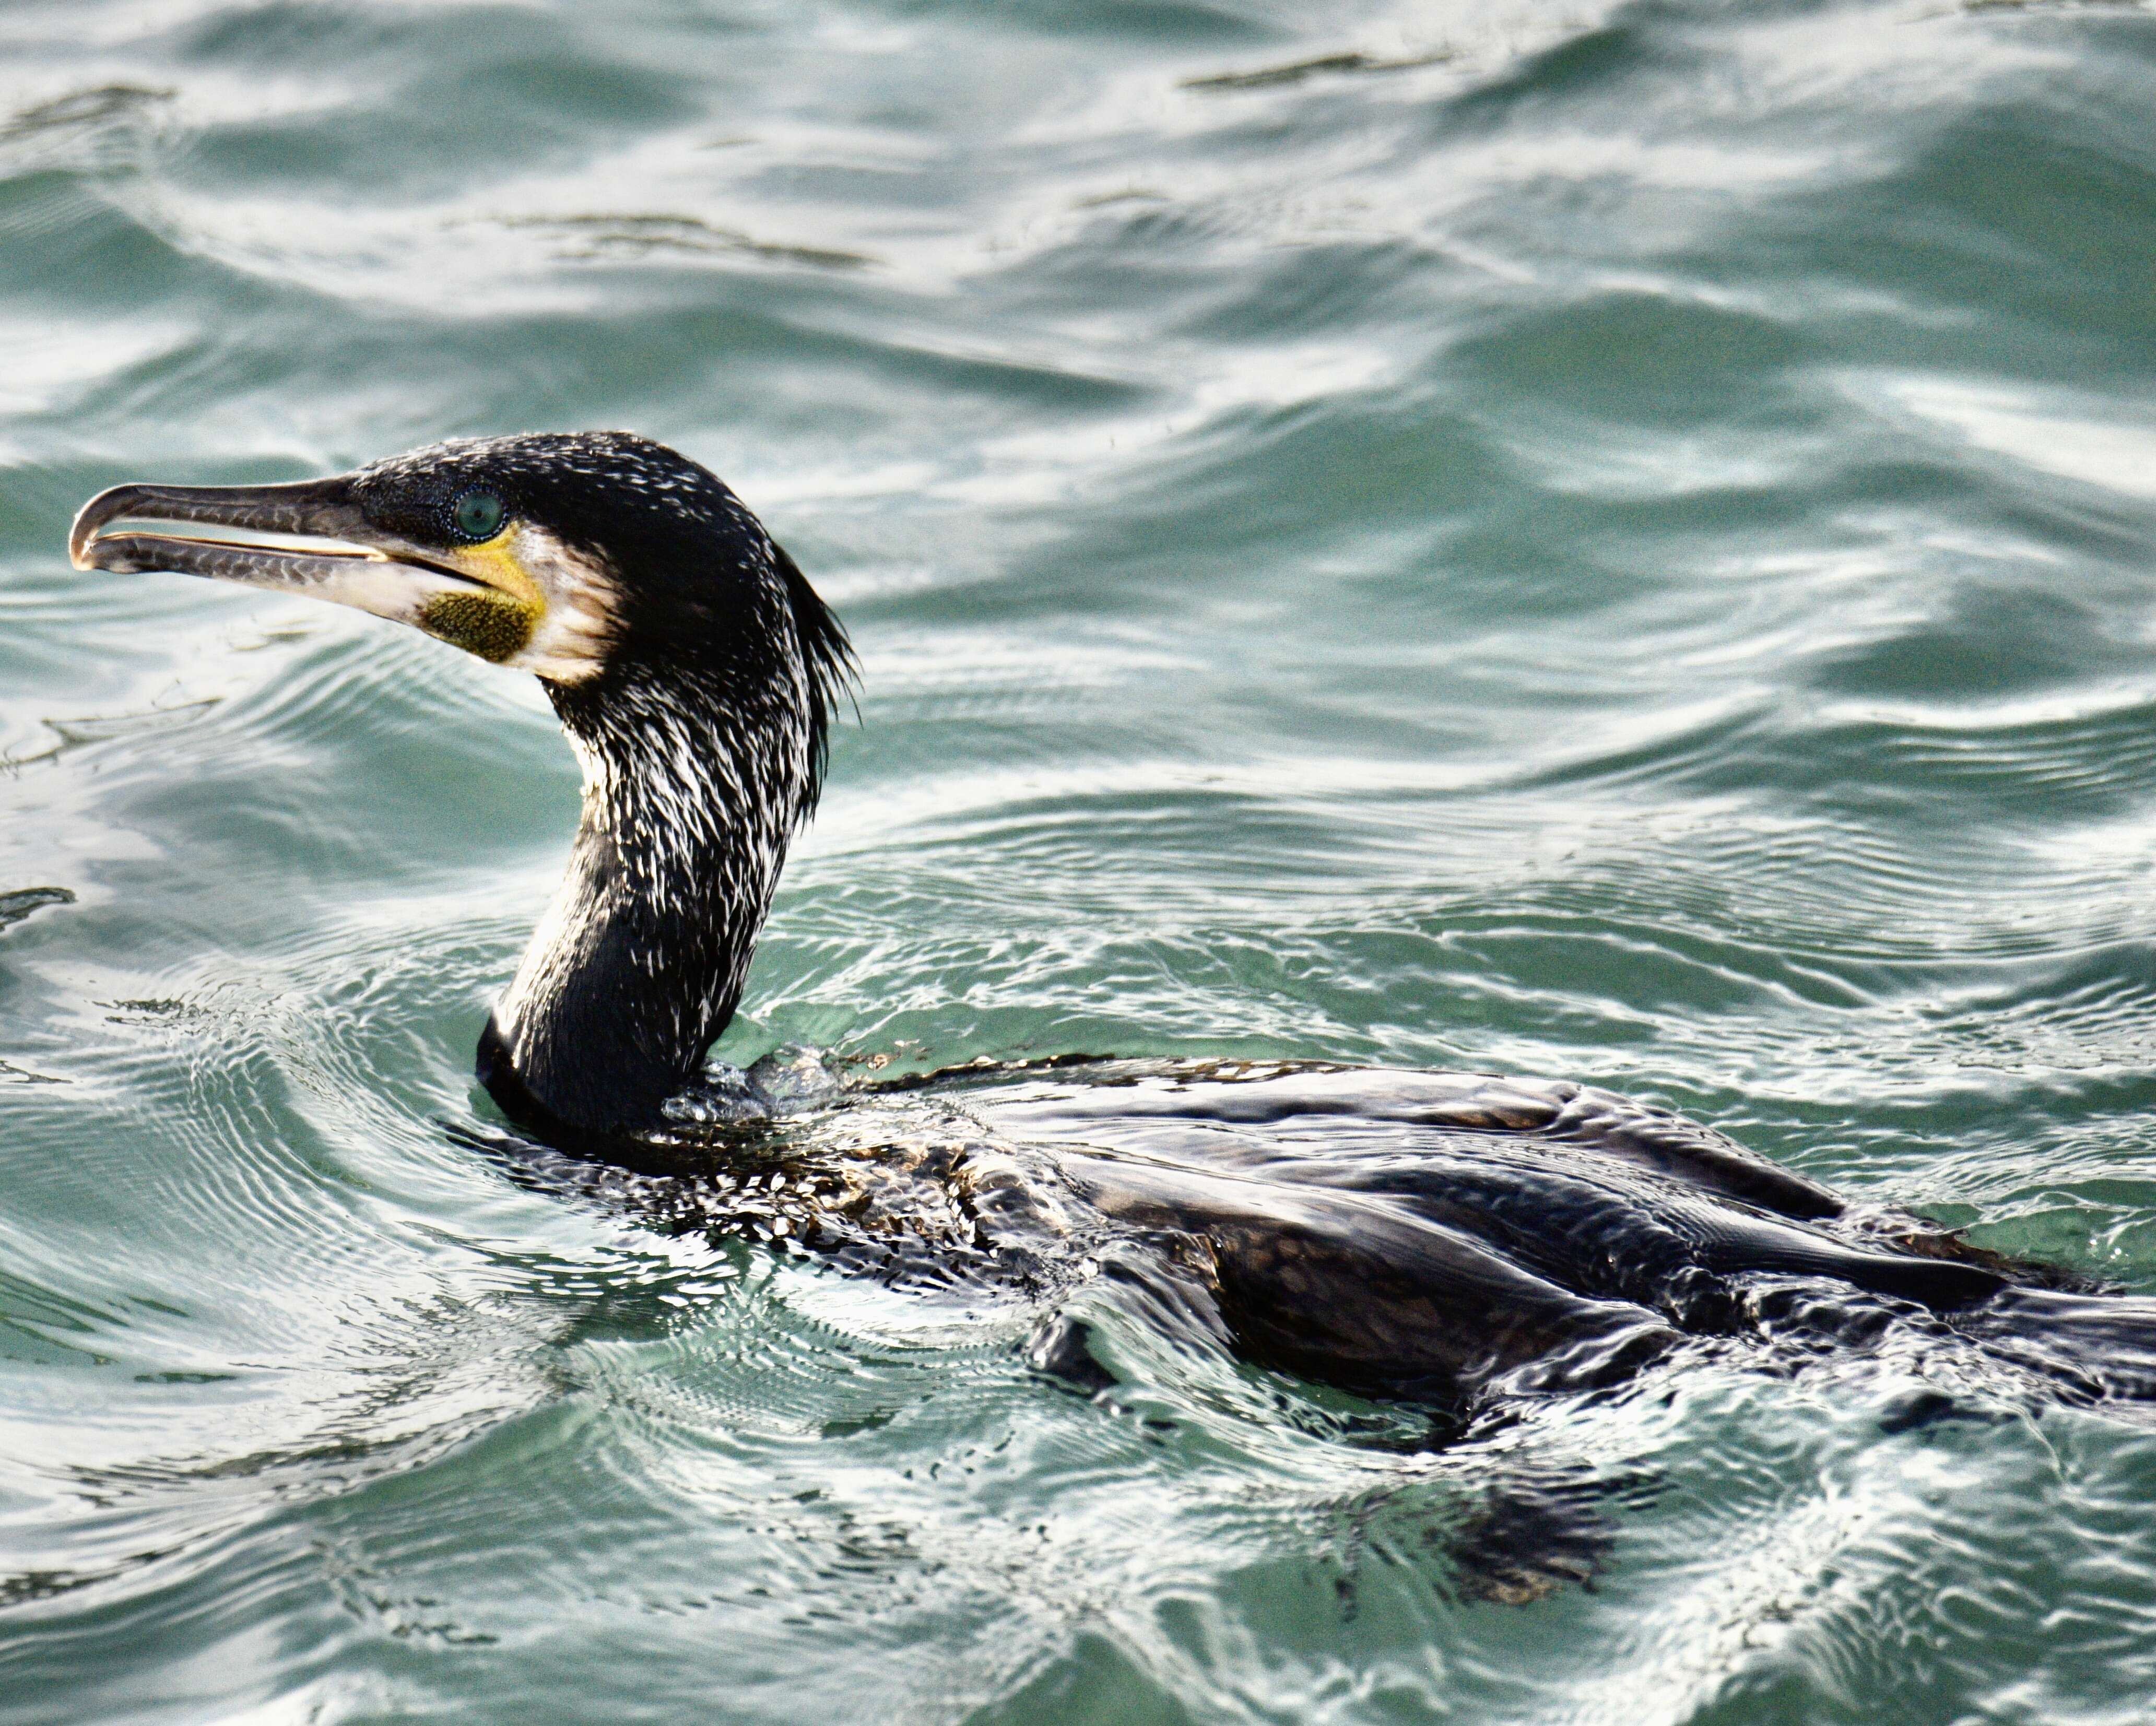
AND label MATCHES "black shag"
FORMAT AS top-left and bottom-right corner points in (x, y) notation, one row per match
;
(68, 433), (2156, 1437)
